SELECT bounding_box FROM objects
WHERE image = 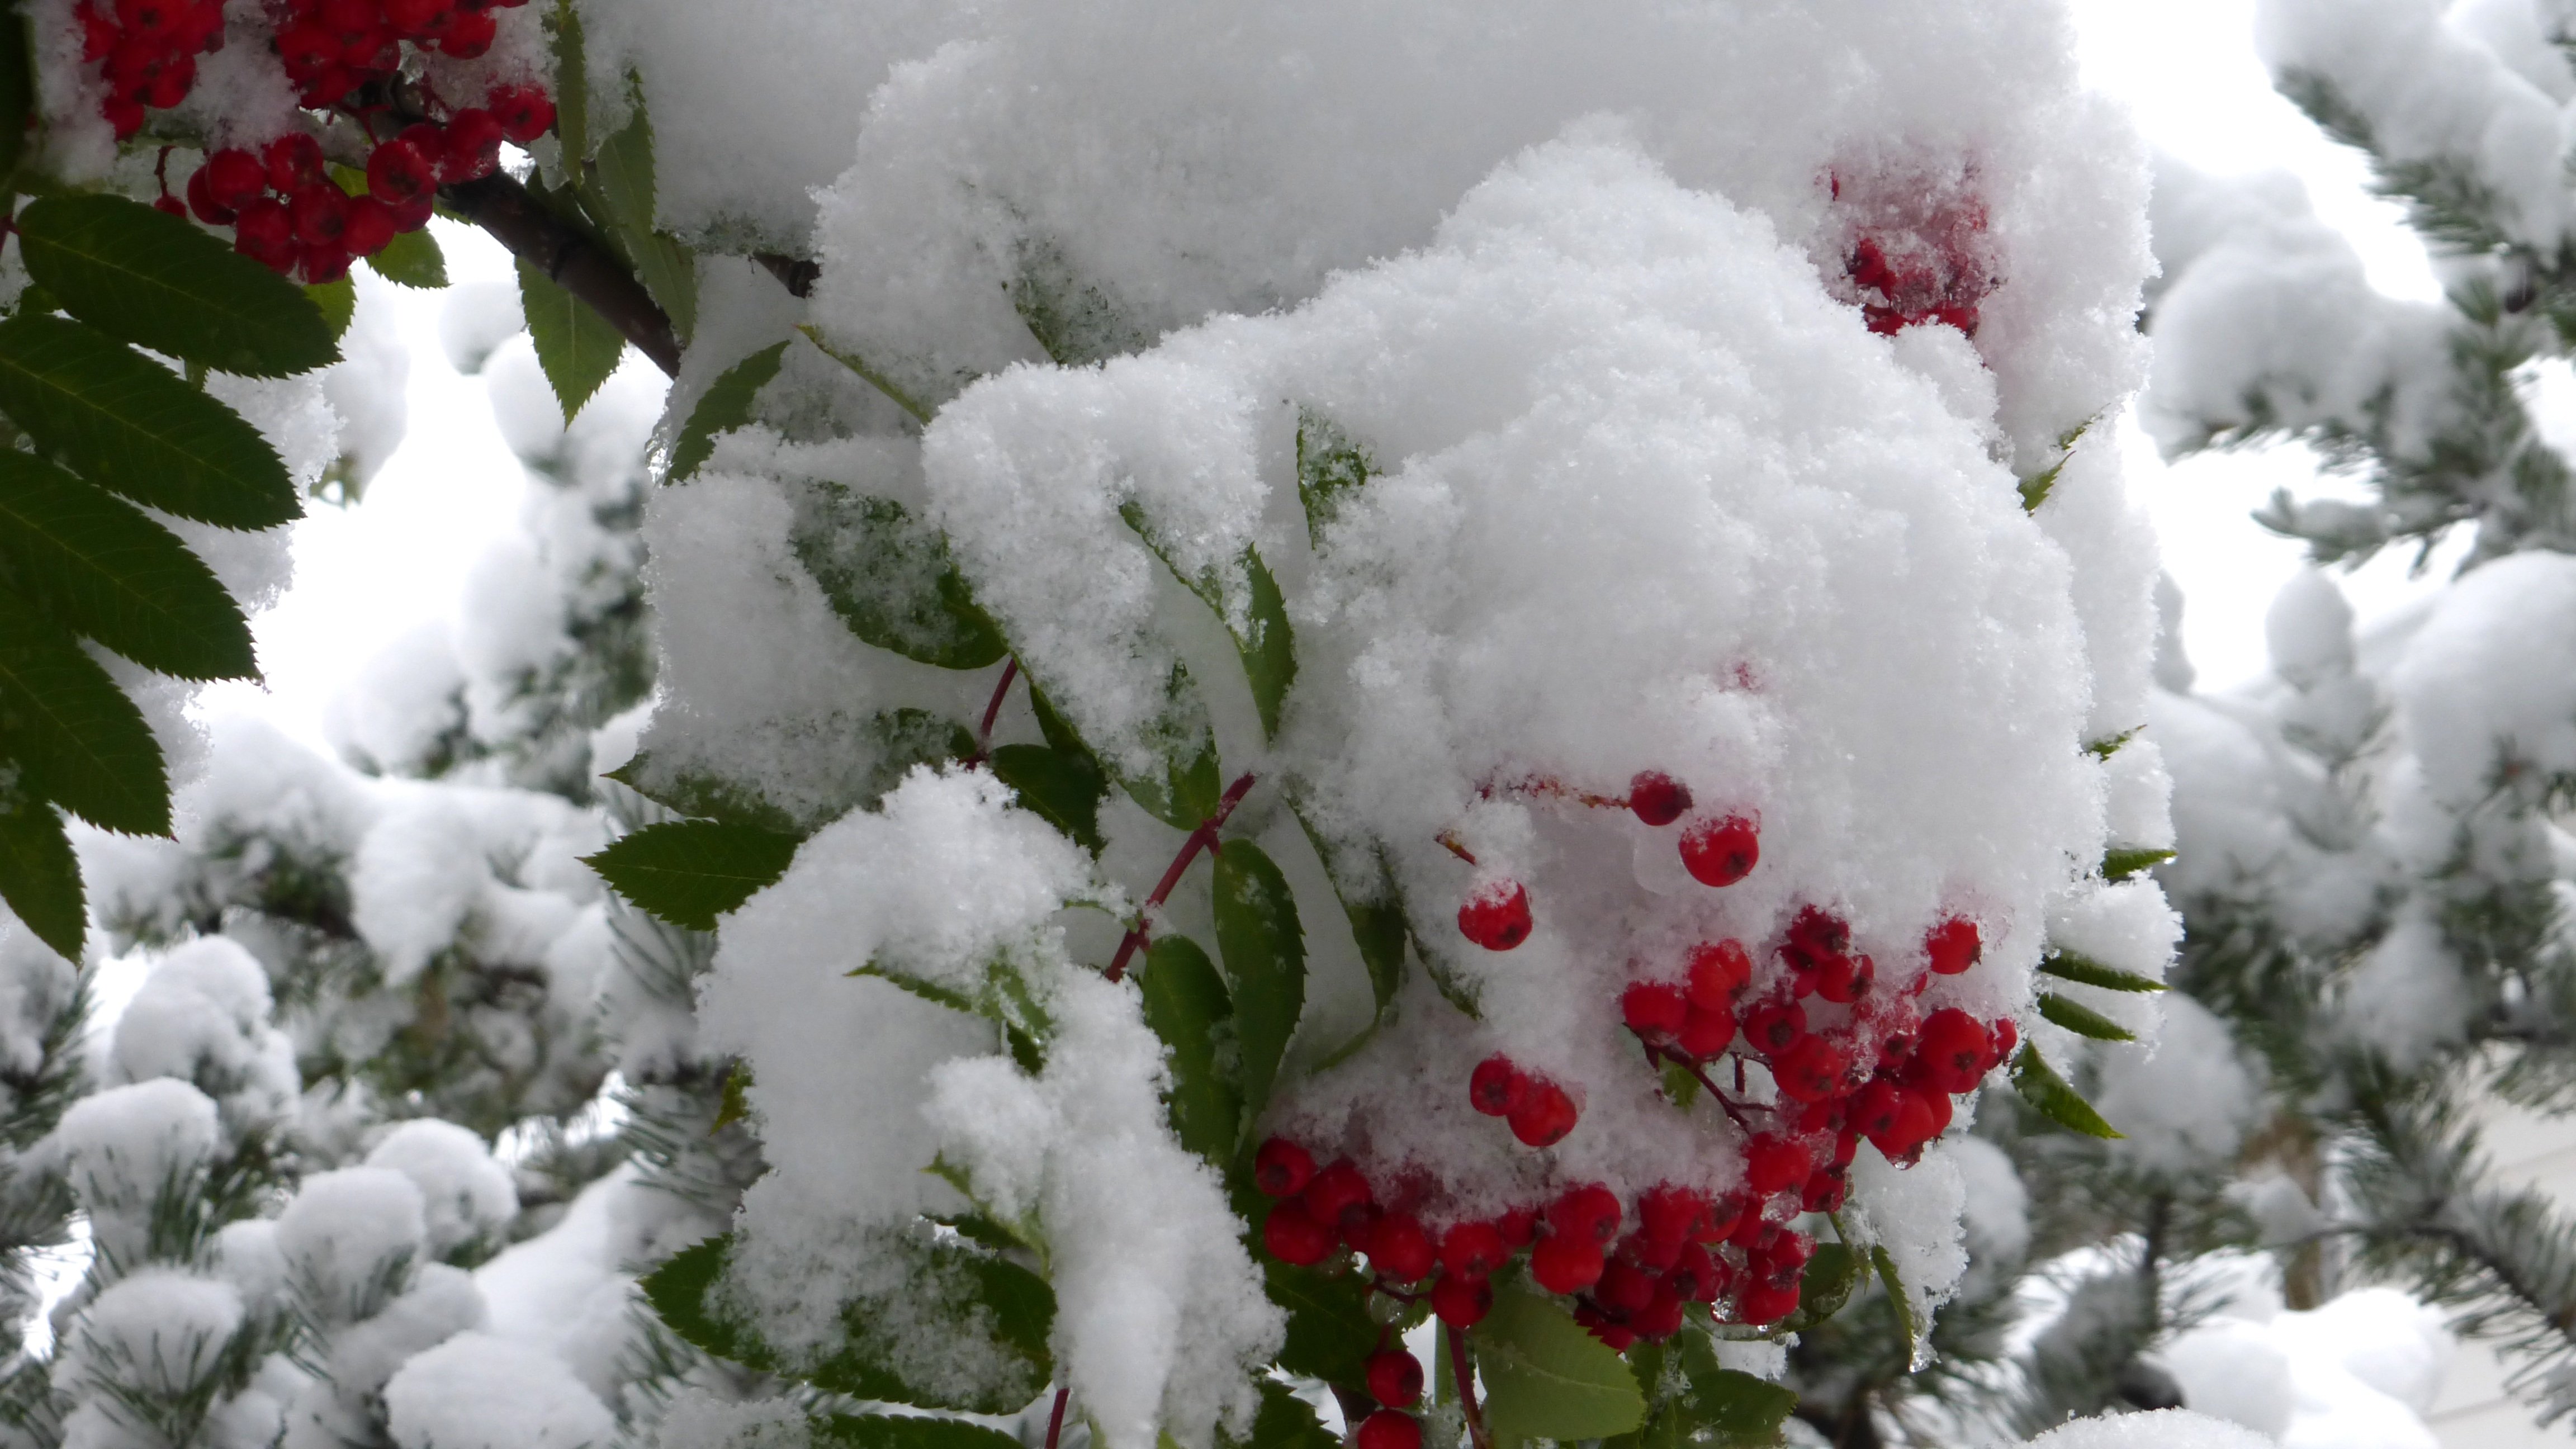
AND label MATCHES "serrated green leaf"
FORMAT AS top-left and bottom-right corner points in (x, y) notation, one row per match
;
(797, 323), (931, 425)
(0, 452), (255, 680)
(550, 0), (587, 164)
(2085, 726), (2142, 760)
(2016, 454), (2067, 514)
(1265, 1261), (1378, 1388)
(0, 792), (83, 959)
(0, 585), (167, 836)
(991, 742), (1106, 854)
(789, 486), (1008, 670)
(2010, 1043), (2122, 1139)
(809, 1416), (1025, 1449)
(1138, 934), (1240, 1166)
(591, 94), (696, 339)
(518, 255), (626, 421)
(2038, 991), (2138, 1043)
(1110, 663), (1223, 830)
(305, 276), (355, 340)
(1778, 1242), (1863, 1333)
(1671, 1333), (1802, 1447)
(1479, 1277), (1648, 1449)
(604, 751), (802, 834)
(1295, 409), (1370, 548)
(364, 226), (448, 288)
(1227, 1380), (1338, 1449)
(0, 314), (297, 529)
(16, 194), (338, 377)
(1869, 1244), (1923, 1368)
(667, 340), (787, 484)
(711, 1060), (751, 1133)
(584, 820), (801, 931)
(1239, 546), (1296, 739)
(2038, 949), (2167, 993)
(2103, 846), (2176, 881)
(1213, 841), (1304, 1137)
